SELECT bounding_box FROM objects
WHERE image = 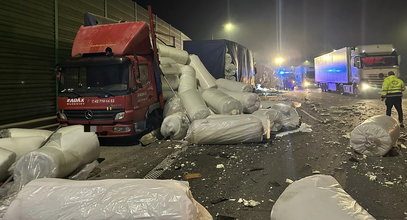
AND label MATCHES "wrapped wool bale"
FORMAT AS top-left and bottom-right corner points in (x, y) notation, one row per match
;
(252, 109), (283, 132)
(163, 90), (176, 101)
(160, 64), (181, 75)
(225, 75), (237, 81)
(189, 55), (216, 89)
(0, 148), (16, 181)
(4, 178), (212, 220)
(350, 115), (400, 156)
(269, 103), (300, 130)
(178, 65), (197, 93)
(218, 88), (260, 113)
(0, 136), (45, 160)
(201, 88), (243, 115)
(215, 78), (253, 92)
(160, 112), (190, 140)
(163, 96), (185, 117)
(0, 128), (52, 139)
(270, 175), (375, 220)
(224, 63), (237, 75)
(186, 115), (263, 144)
(13, 125), (100, 188)
(159, 57), (177, 65)
(161, 74), (180, 91)
(179, 89), (210, 121)
(158, 44), (189, 65)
